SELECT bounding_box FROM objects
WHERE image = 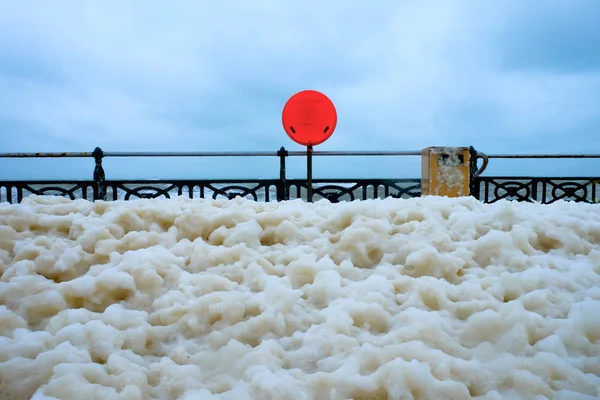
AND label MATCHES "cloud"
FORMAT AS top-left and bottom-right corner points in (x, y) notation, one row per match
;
(0, 0), (599, 180)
